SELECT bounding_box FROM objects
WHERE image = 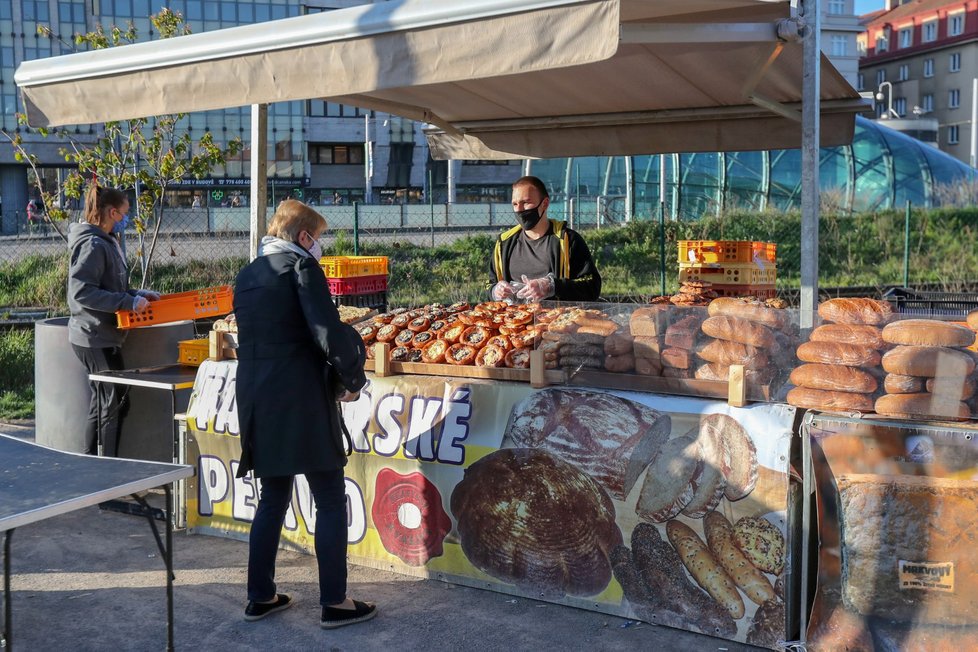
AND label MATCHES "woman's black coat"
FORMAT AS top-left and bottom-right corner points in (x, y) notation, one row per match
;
(233, 251), (366, 479)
